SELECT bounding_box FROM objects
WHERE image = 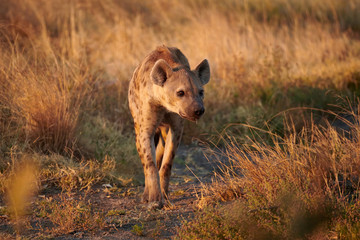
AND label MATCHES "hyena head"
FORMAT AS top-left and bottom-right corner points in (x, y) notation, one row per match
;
(151, 59), (210, 121)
